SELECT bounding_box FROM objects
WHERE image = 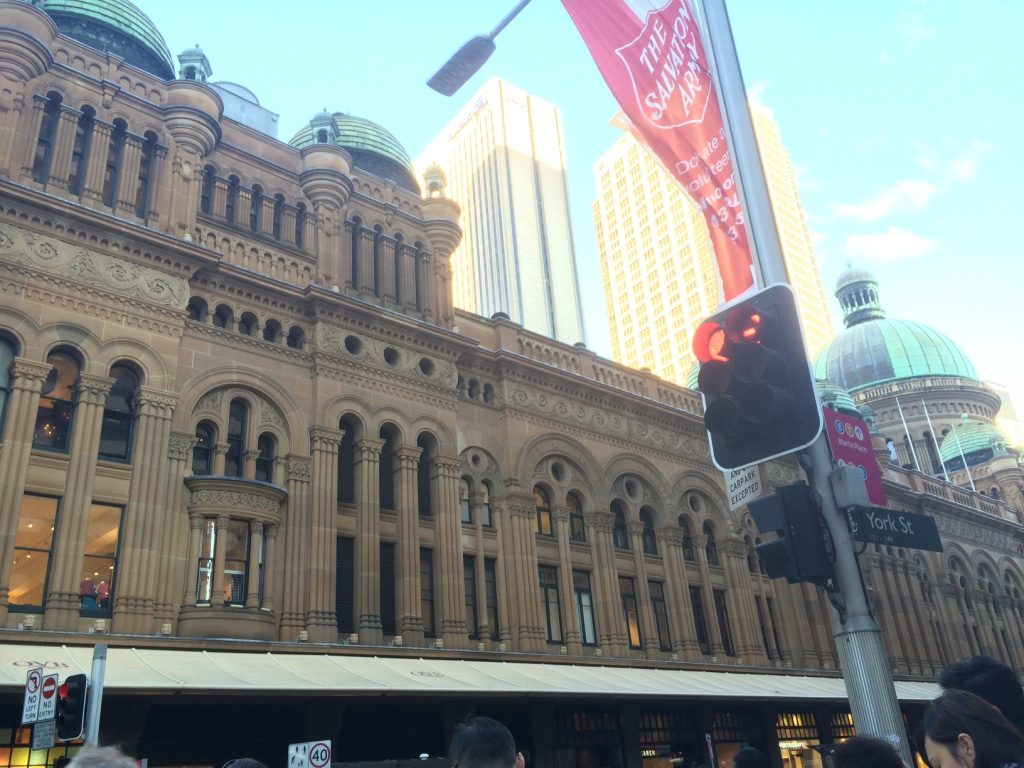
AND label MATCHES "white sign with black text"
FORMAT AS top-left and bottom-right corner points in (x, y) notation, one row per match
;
(288, 741), (331, 768)
(21, 667), (42, 725)
(725, 465), (762, 511)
